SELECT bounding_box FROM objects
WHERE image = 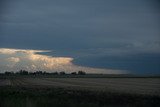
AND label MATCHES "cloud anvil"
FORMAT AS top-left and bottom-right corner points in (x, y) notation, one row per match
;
(0, 48), (125, 74)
